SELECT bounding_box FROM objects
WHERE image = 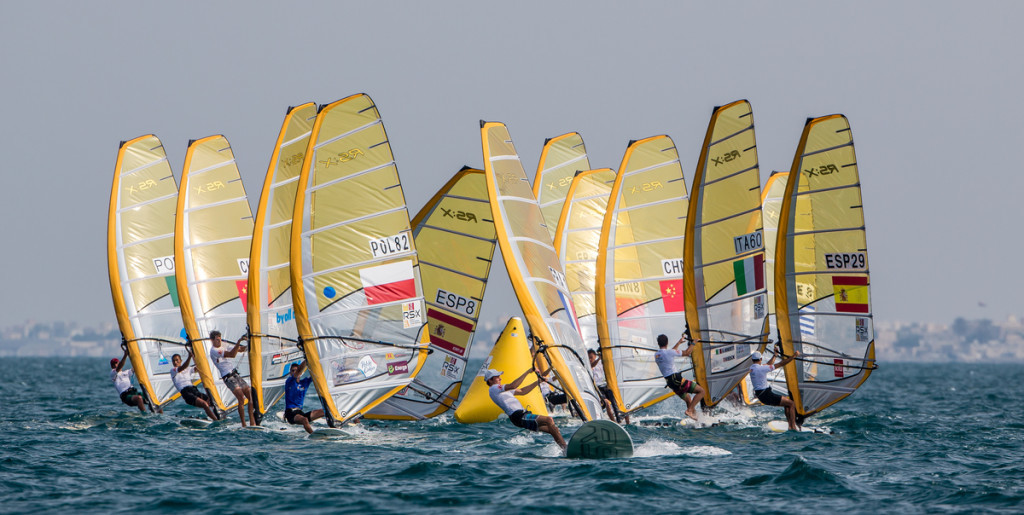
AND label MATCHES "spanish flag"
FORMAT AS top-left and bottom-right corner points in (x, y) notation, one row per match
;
(832, 276), (869, 313)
